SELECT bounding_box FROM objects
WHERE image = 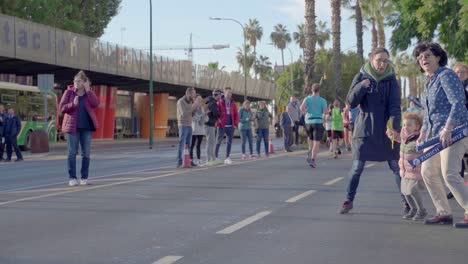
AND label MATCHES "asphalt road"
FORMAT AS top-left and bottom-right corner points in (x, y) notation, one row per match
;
(0, 139), (467, 264)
